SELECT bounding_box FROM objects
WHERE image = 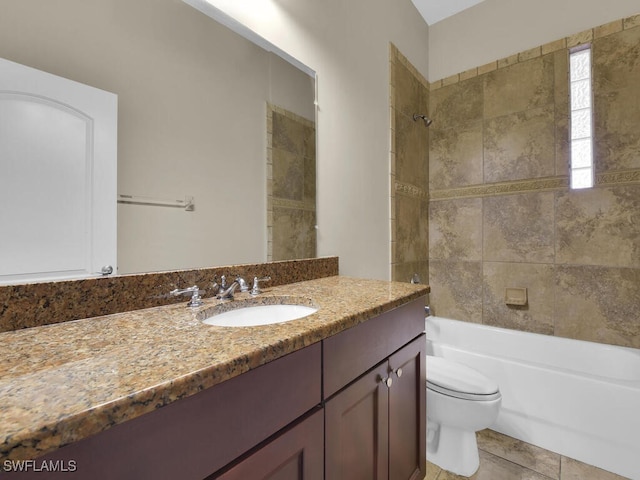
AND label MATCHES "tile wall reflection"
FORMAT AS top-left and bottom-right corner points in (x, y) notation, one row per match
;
(267, 104), (317, 261)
